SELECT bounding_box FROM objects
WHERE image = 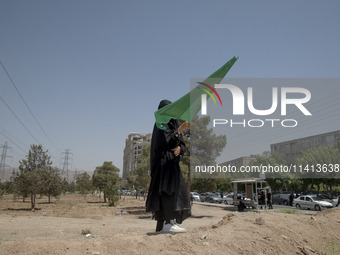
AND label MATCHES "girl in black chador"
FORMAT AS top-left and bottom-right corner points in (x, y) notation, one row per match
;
(146, 100), (191, 233)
